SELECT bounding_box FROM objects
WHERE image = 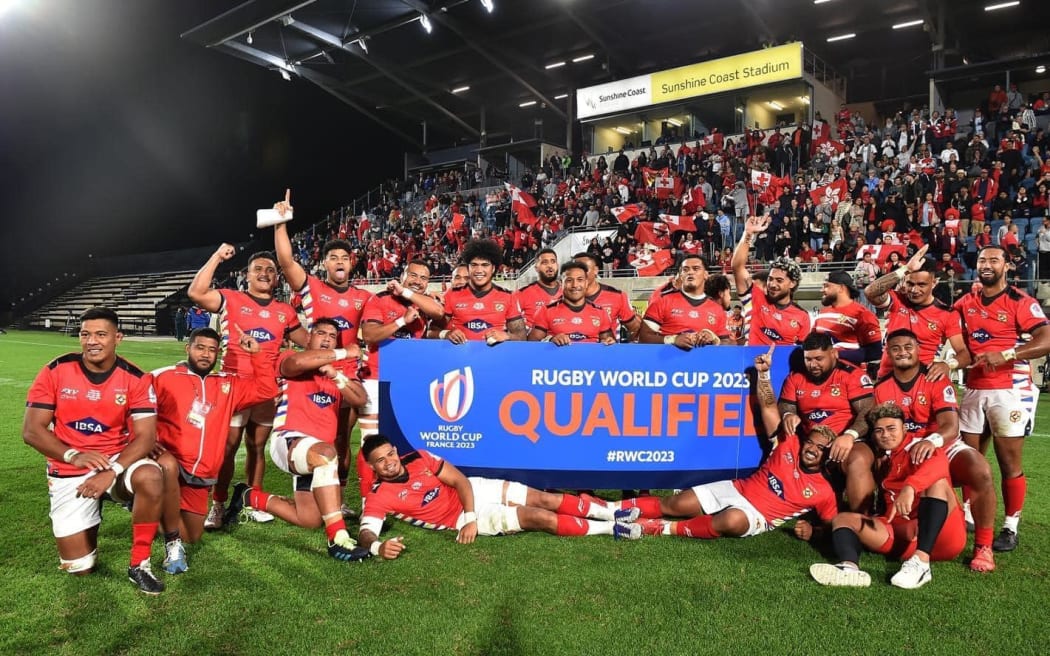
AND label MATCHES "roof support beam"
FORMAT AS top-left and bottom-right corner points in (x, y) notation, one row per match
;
(399, 0), (566, 120)
(287, 19), (480, 138)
